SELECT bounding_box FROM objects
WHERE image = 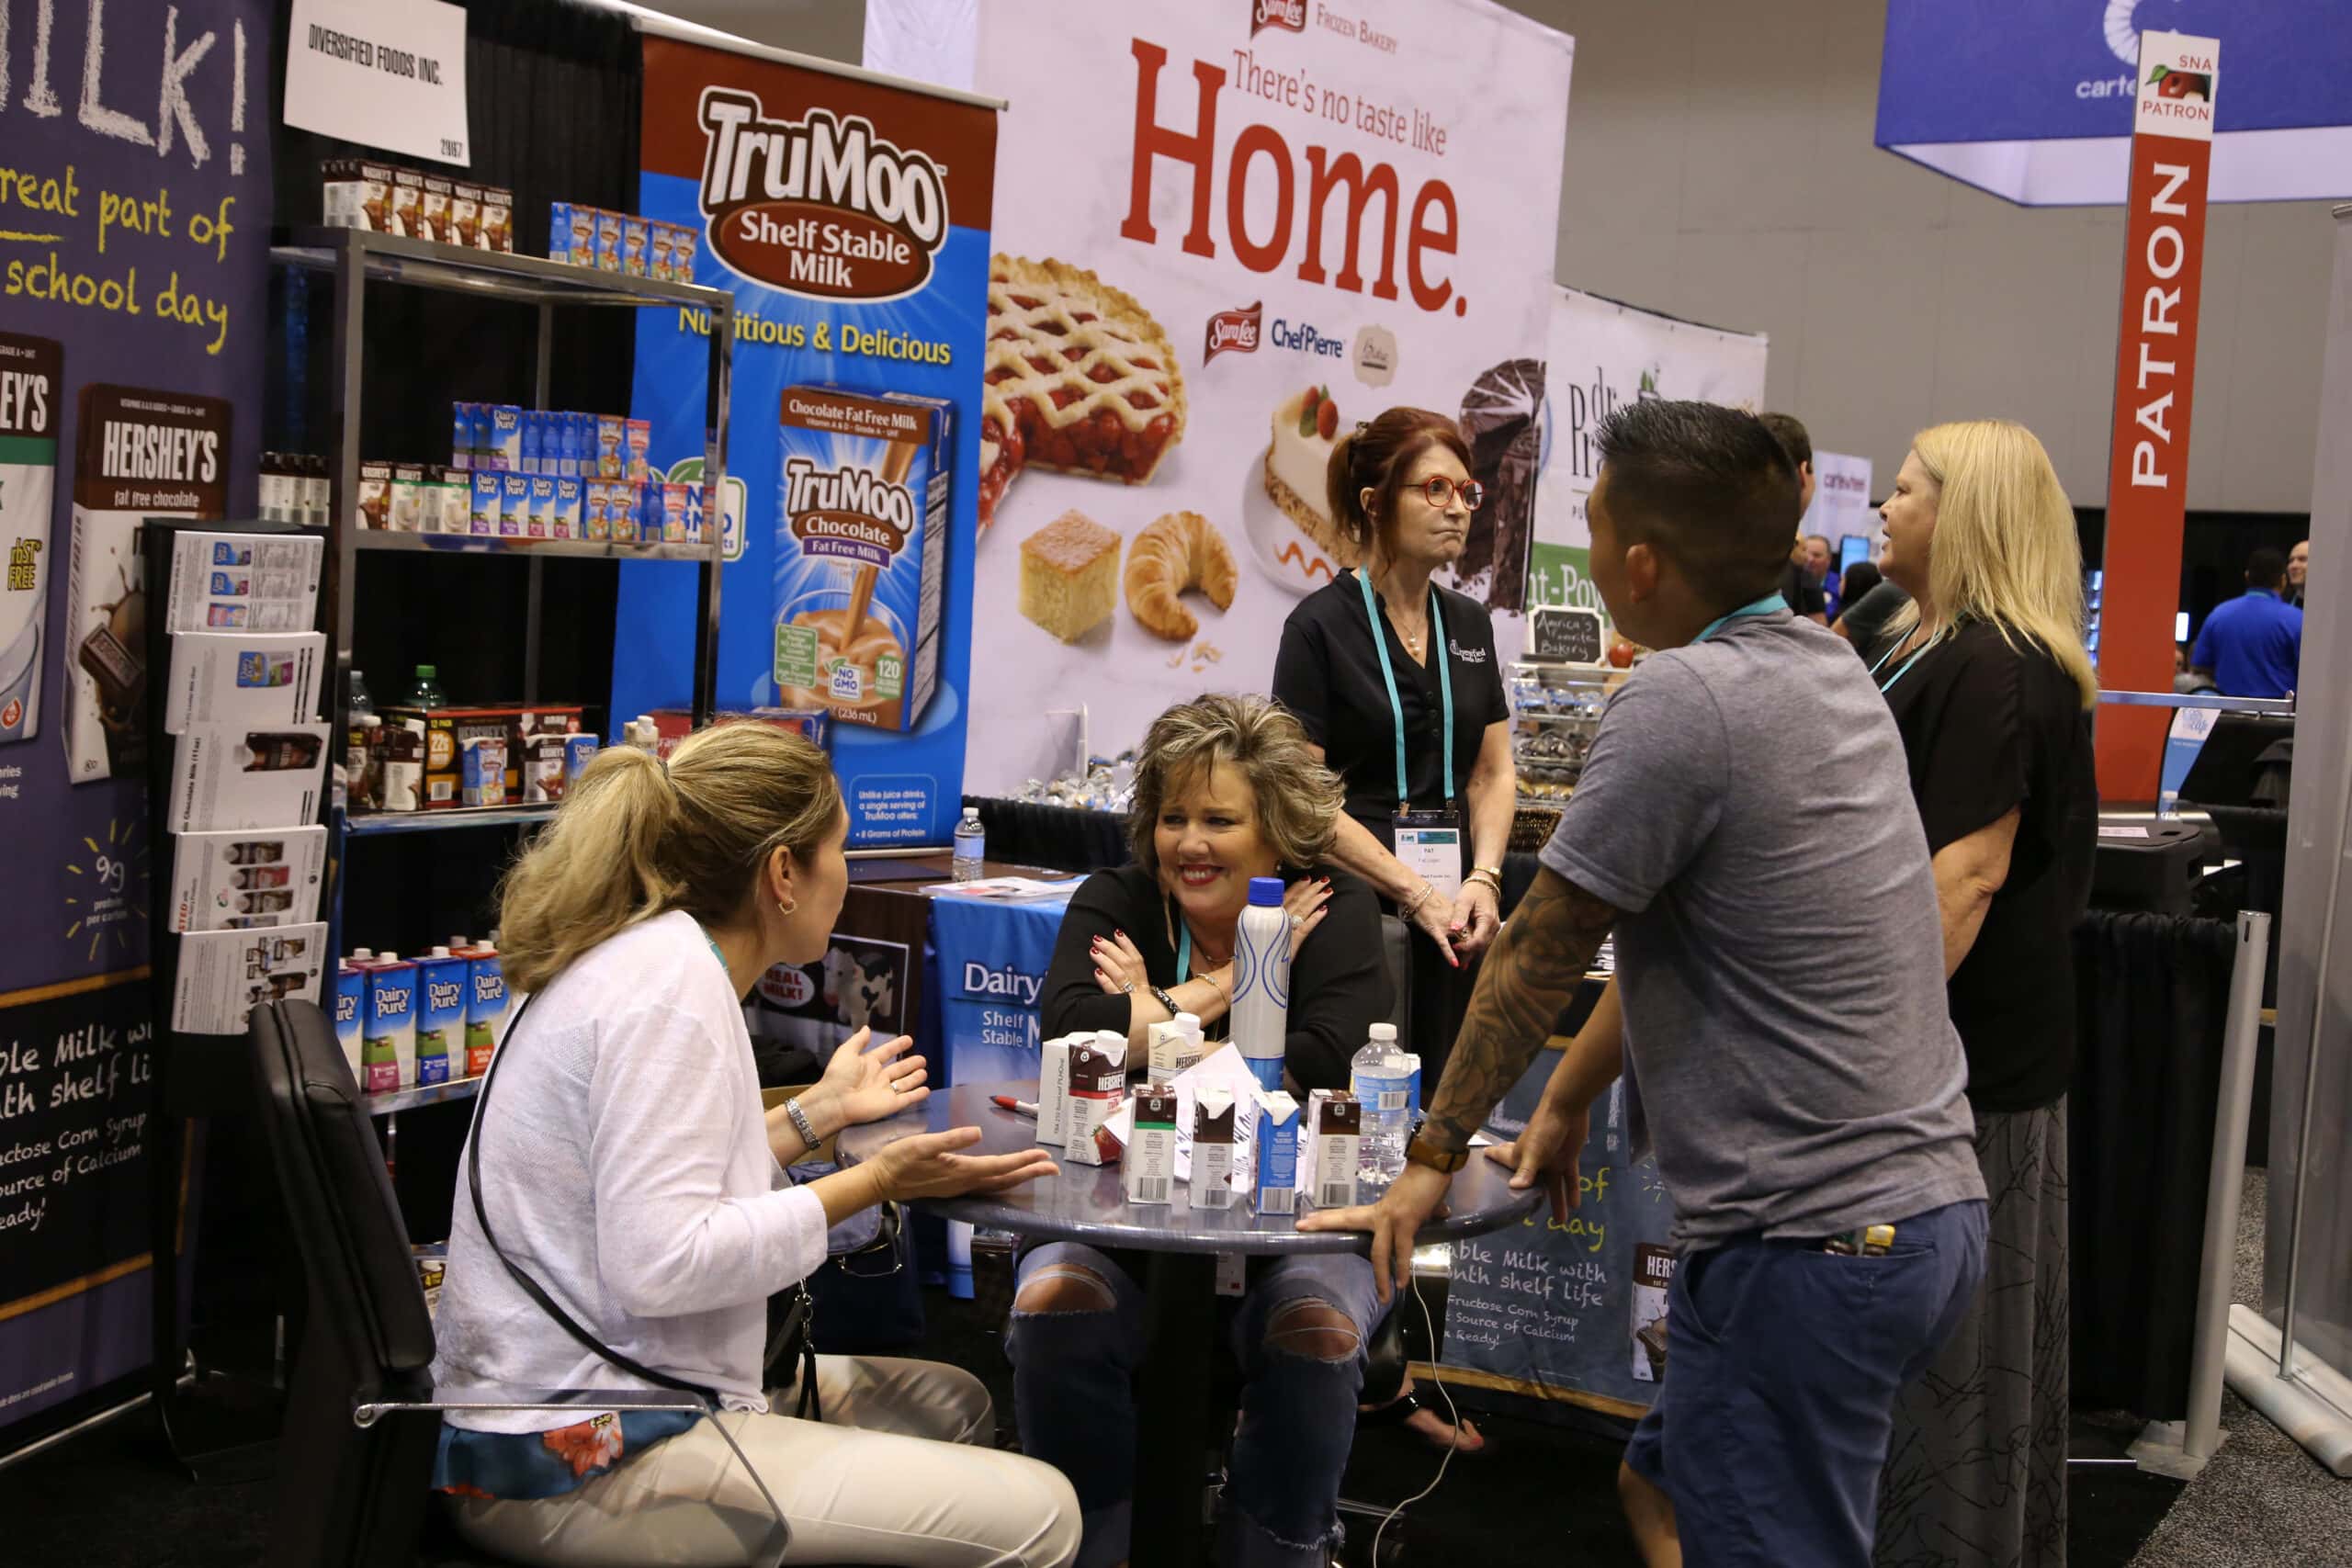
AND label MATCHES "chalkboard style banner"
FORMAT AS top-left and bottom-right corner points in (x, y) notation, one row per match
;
(1438, 1045), (1677, 1416)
